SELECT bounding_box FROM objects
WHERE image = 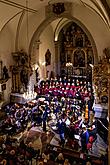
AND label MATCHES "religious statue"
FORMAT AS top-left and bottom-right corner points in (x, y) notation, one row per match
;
(45, 49), (51, 66)
(35, 67), (39, 82)
(75, 28), (83, 47)
(3, 66), (9, 79)
(20, 68), (29, 91)
(103, 47), (110, 62)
